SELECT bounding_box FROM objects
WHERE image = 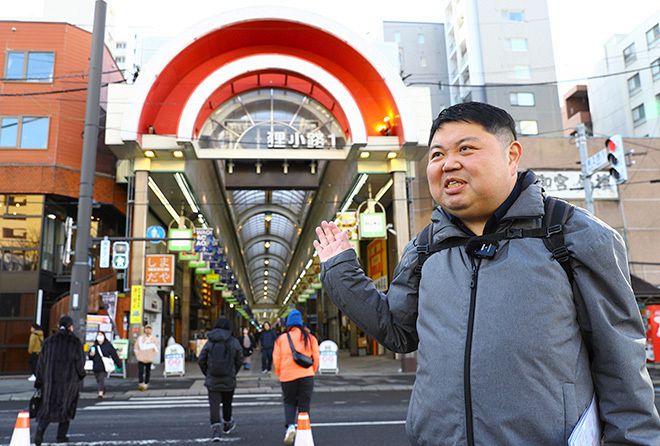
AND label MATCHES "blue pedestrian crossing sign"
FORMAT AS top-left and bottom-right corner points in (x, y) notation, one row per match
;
(147, 225), (166, 244)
